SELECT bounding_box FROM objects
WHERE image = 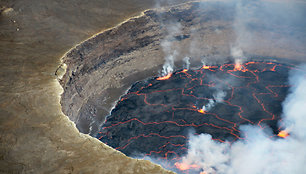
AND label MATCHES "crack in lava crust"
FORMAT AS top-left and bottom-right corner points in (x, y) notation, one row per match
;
(97, 61), (297, 173)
